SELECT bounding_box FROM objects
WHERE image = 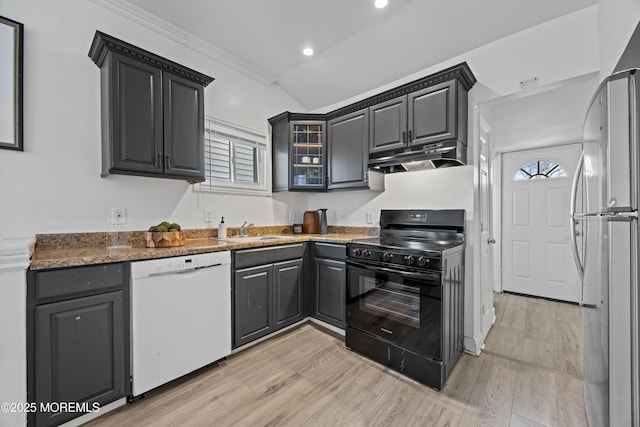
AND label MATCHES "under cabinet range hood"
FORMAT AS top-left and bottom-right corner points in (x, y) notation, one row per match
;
(369, 139), (467, 173)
